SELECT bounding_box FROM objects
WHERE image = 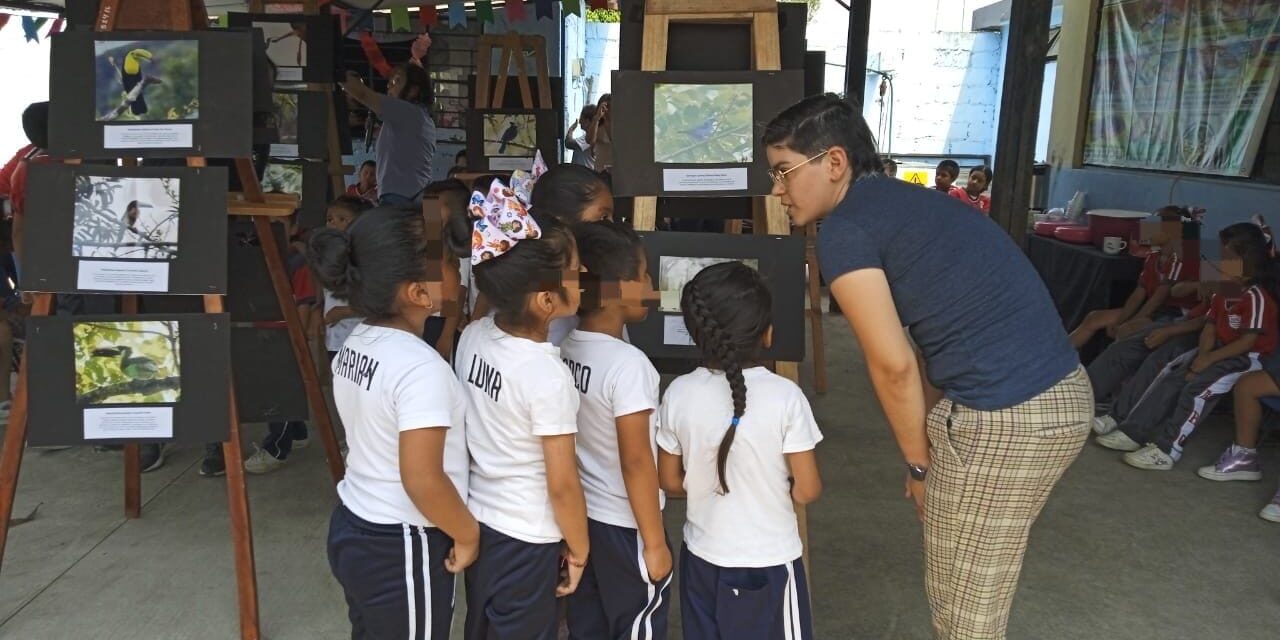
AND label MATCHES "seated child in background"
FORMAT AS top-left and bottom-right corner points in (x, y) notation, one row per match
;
(561, 221), (673, 638)
(882, 157), (898, 178)
(658, 262), (823, 640)
(1069, 206), (1197, 349)
(933, 159), (961, 194)
(345, 160), (377, 204)
(1195, 367), (1280, 523)
(1094, 222), (1279, 471)
(951, 165), (992, 215)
